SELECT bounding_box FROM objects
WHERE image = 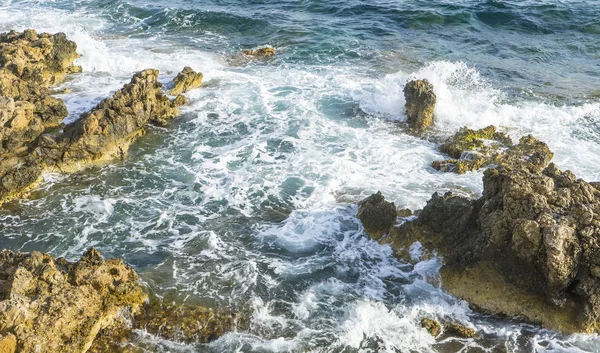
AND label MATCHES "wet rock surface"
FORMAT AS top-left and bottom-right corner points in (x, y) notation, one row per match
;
(169, 66), (203, 95)
(403, 79), (436, 132)
(361, 134), (600, 333)
(432, 125), (513, 174)
(242, 47), (275, 57)
(0, 32), (201, 204)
